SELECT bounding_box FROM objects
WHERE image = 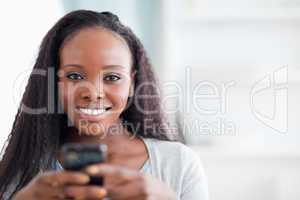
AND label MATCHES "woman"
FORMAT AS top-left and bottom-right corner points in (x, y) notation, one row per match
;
(0, 10), (208, 200)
